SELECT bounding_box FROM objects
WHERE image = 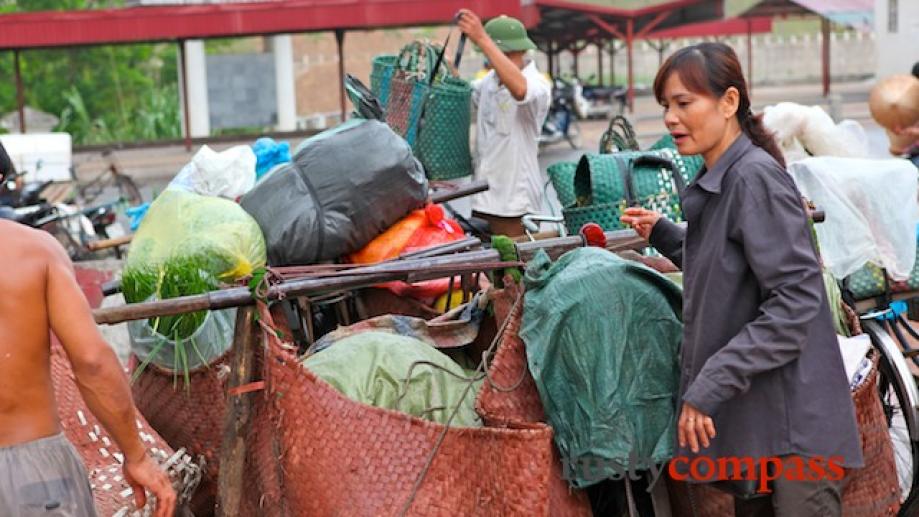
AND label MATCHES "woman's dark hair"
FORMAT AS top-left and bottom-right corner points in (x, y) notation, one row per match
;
(653, 42), (785, 168)
(912, 61), (919, 79)
(0, 142), (12, 182)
